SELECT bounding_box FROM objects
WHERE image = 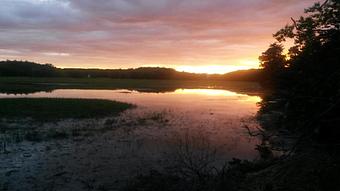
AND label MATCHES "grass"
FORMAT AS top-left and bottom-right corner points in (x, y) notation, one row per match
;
(0, 77), (262, 95)
(0, 98), (133, 121)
